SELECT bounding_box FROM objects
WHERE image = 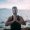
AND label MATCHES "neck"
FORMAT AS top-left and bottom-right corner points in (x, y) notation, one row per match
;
(13, 14), (17, 16)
